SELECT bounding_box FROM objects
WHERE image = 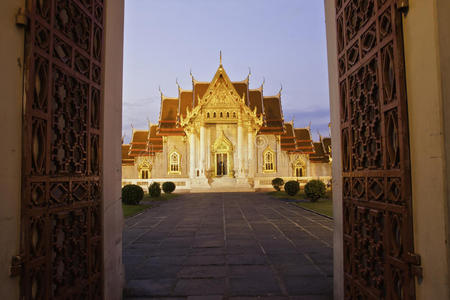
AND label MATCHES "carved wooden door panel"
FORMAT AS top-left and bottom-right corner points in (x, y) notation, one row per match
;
(20, 0), (104, 299)
(336, 0), (420, 299)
